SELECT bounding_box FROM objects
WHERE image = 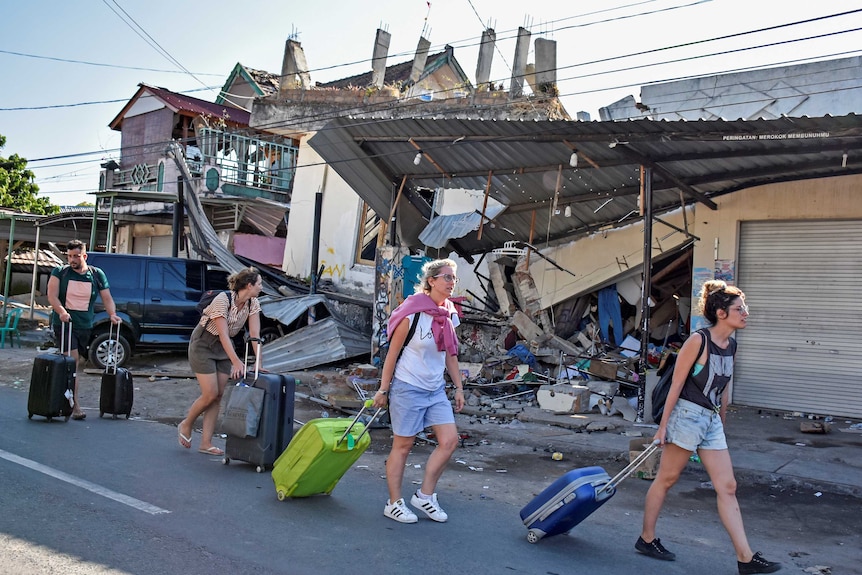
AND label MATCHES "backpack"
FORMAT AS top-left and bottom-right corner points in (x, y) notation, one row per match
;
(197, 290), (233, 326)
(651, 330), (707, 423)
